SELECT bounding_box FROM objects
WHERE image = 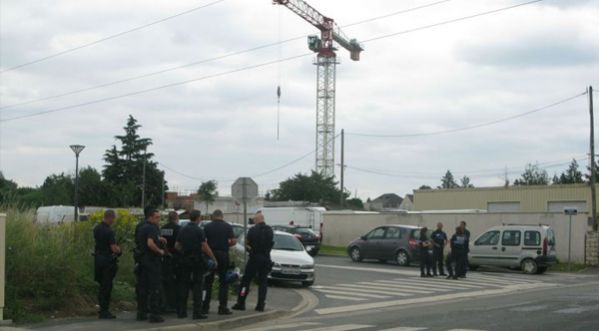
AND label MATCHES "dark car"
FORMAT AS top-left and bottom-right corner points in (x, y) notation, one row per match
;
(272, 225), (321, 256)
(347, 225), (427, 266)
